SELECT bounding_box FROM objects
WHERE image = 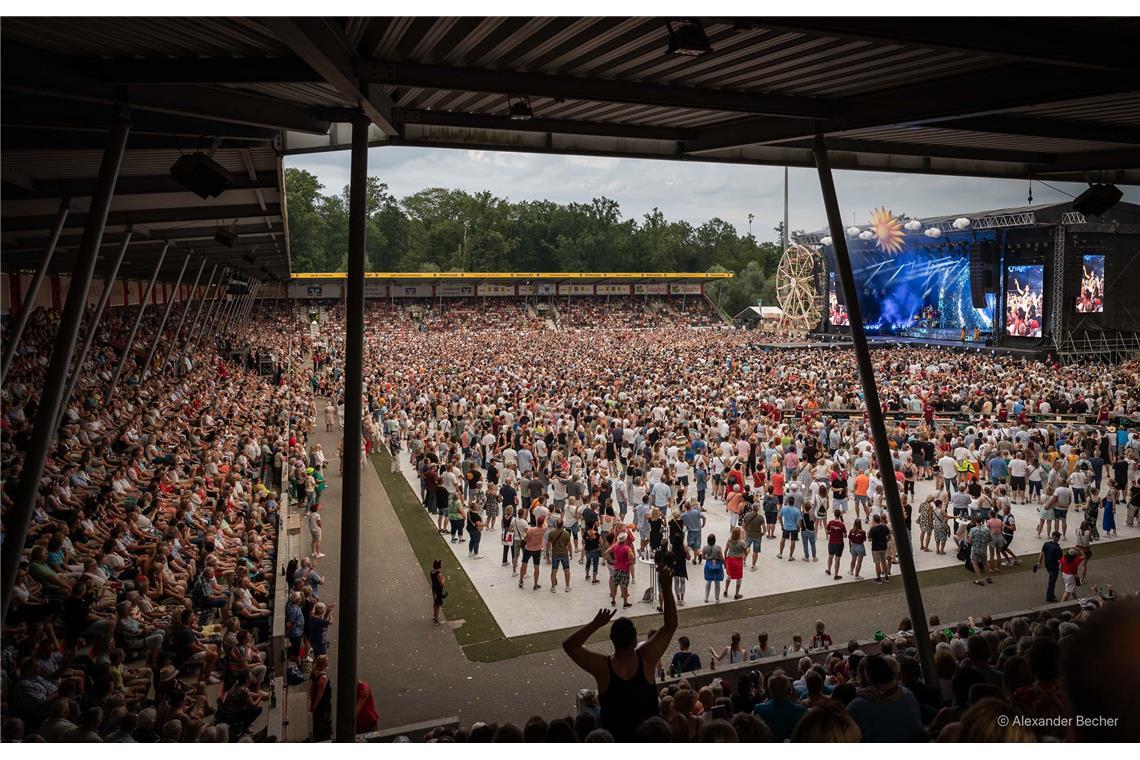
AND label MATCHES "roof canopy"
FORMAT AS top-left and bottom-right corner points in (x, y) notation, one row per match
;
(4, 17), (1138, 283)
